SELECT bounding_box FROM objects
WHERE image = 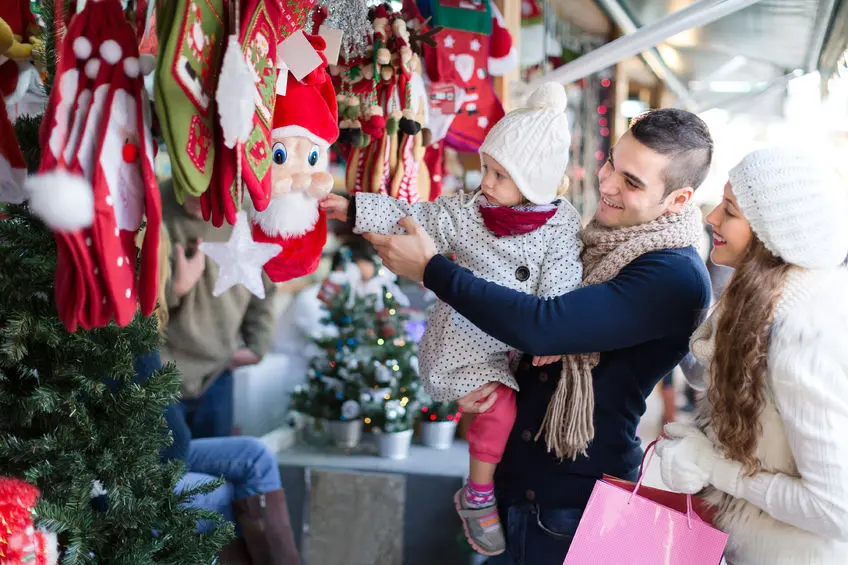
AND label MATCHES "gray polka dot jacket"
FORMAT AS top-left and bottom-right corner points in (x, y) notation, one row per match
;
(353, 192), (583, 401)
